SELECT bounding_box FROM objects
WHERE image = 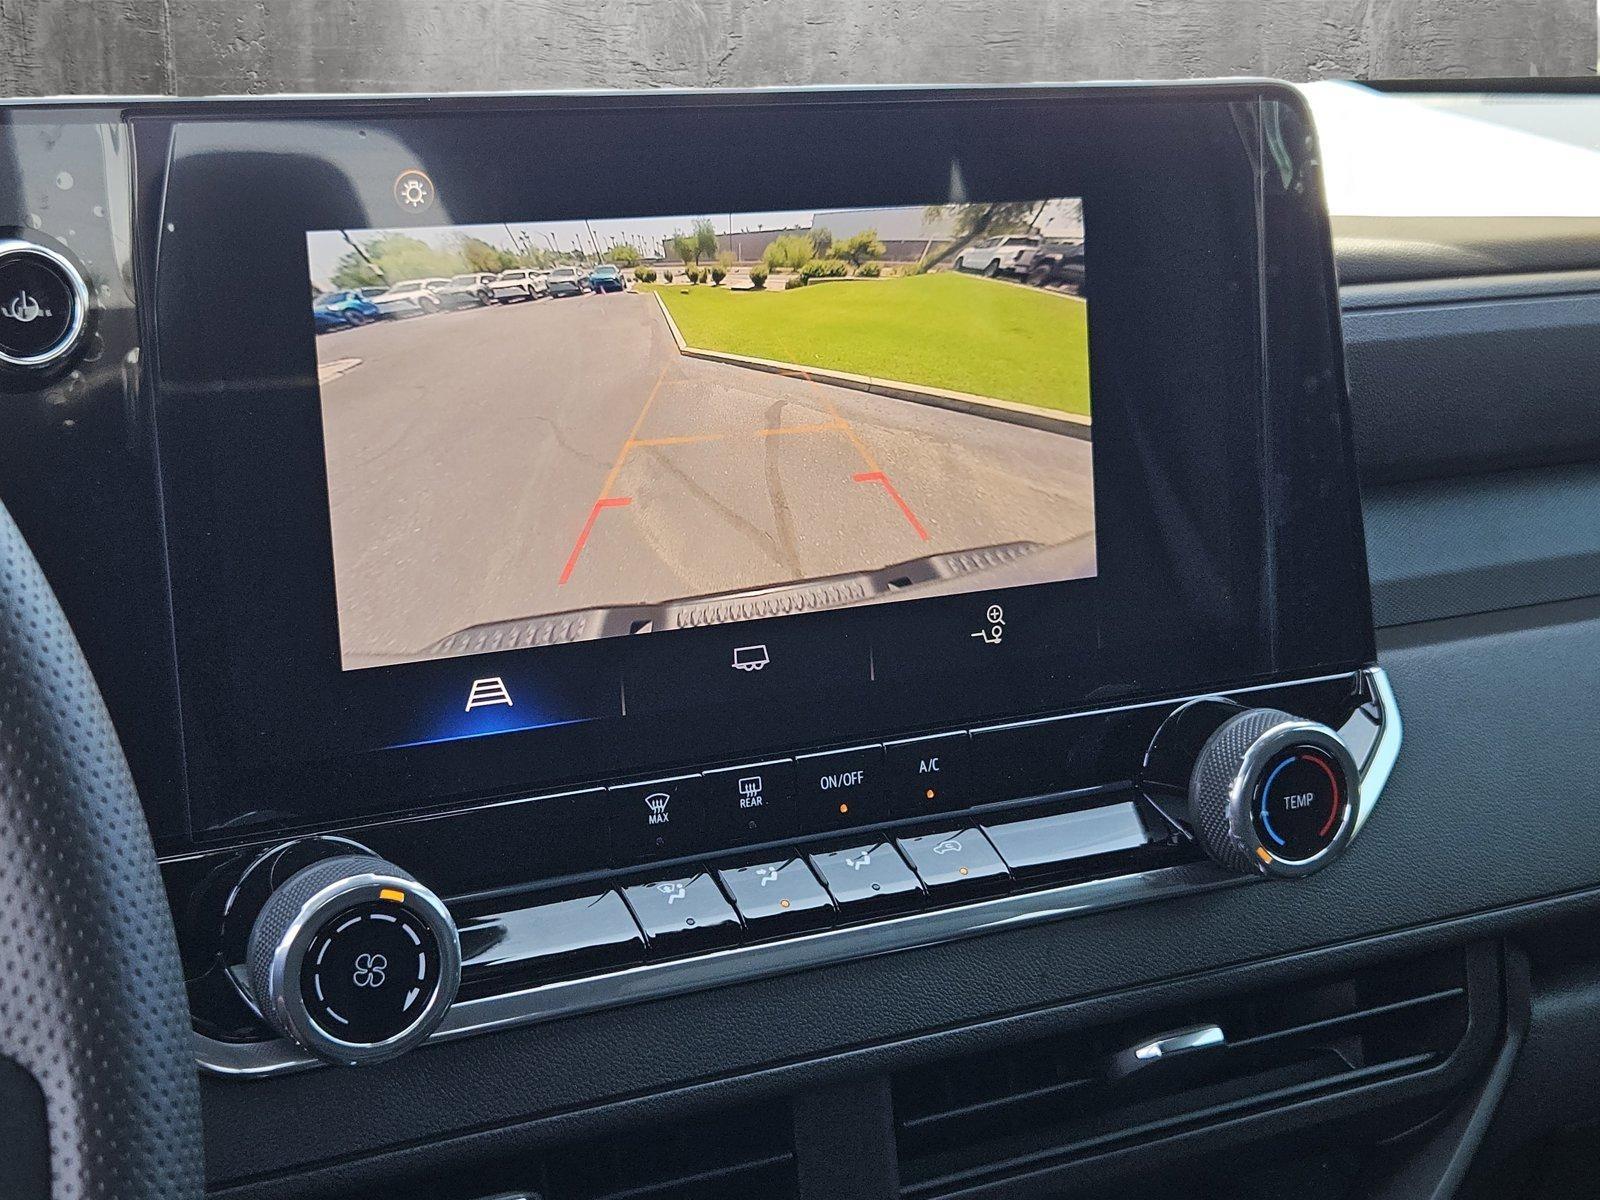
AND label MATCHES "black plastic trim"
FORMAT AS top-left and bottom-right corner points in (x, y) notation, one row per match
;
(1342, 283), (1600, 484)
